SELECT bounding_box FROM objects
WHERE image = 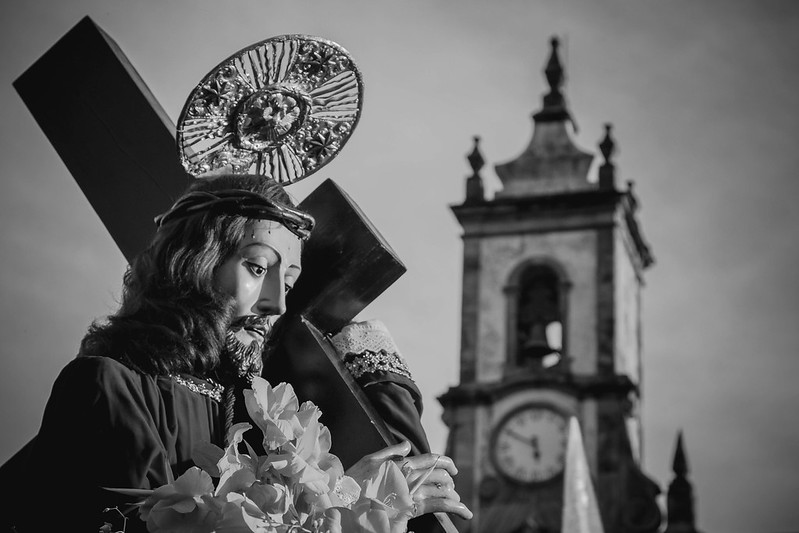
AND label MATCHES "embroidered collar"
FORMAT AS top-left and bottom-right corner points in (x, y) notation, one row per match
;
(170, 374), (225, 402)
